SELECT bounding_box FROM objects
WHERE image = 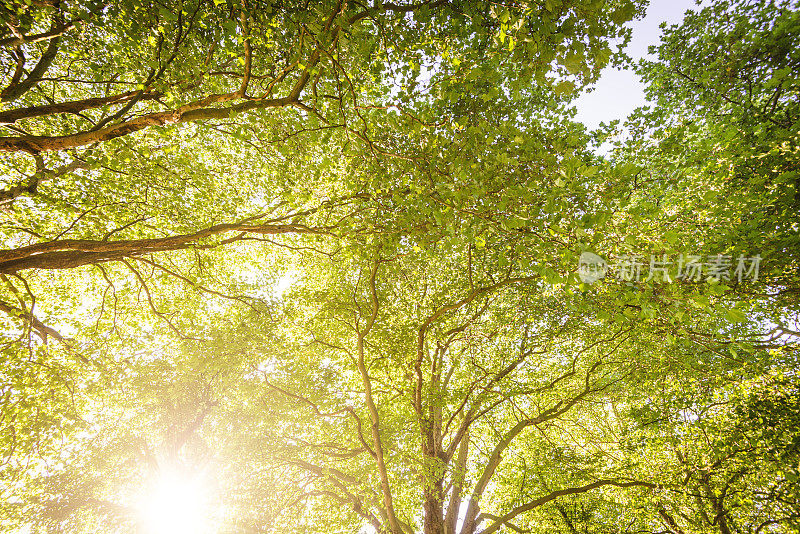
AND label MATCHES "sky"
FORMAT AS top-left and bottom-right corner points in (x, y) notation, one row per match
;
(573, 0), (702, 130)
